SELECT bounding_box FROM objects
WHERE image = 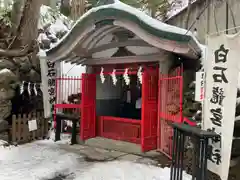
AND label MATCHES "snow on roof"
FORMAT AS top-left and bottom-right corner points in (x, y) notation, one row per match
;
(113, 0), (188, 35)
(47, 0), (202, 53)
